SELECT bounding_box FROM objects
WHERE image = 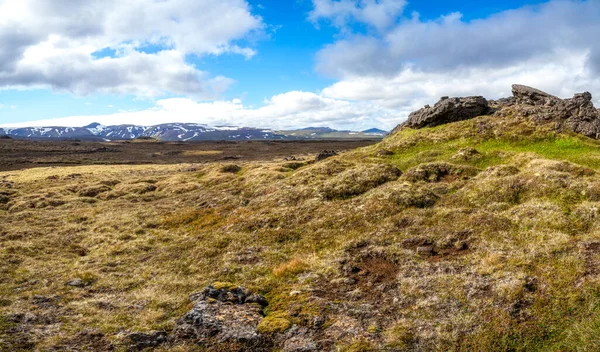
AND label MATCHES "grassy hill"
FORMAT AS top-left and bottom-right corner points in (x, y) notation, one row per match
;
(2, 112), (600, 350)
